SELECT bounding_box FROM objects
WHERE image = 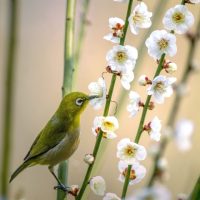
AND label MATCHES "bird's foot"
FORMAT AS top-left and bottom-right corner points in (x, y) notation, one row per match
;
(54, 183), (70, 192)
(54, 184), (79, 196)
